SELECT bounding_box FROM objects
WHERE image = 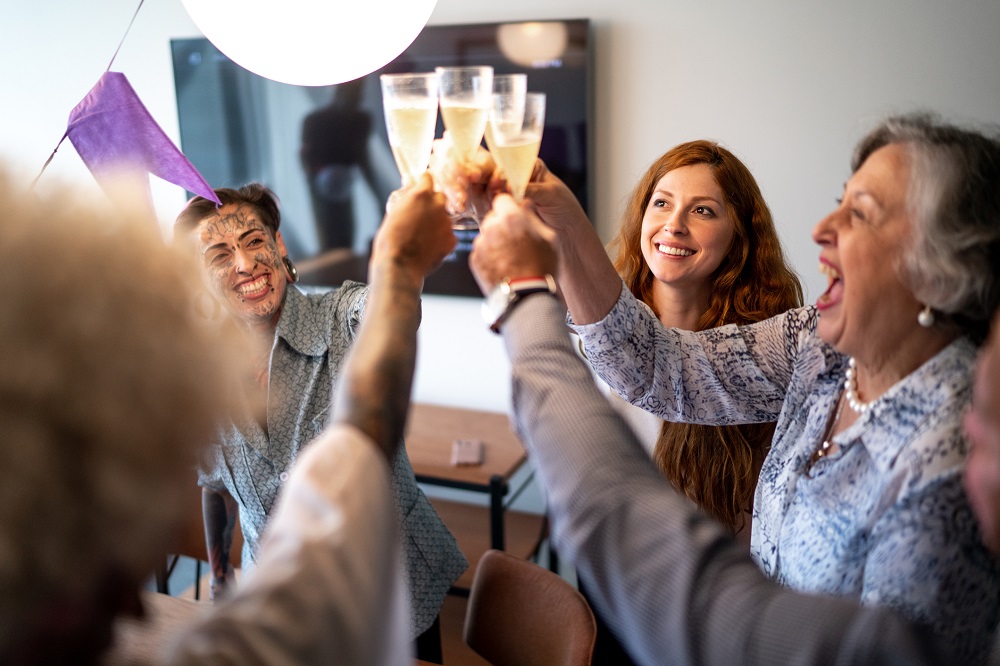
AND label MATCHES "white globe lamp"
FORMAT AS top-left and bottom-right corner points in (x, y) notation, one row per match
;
(181, 0), (438, 86)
